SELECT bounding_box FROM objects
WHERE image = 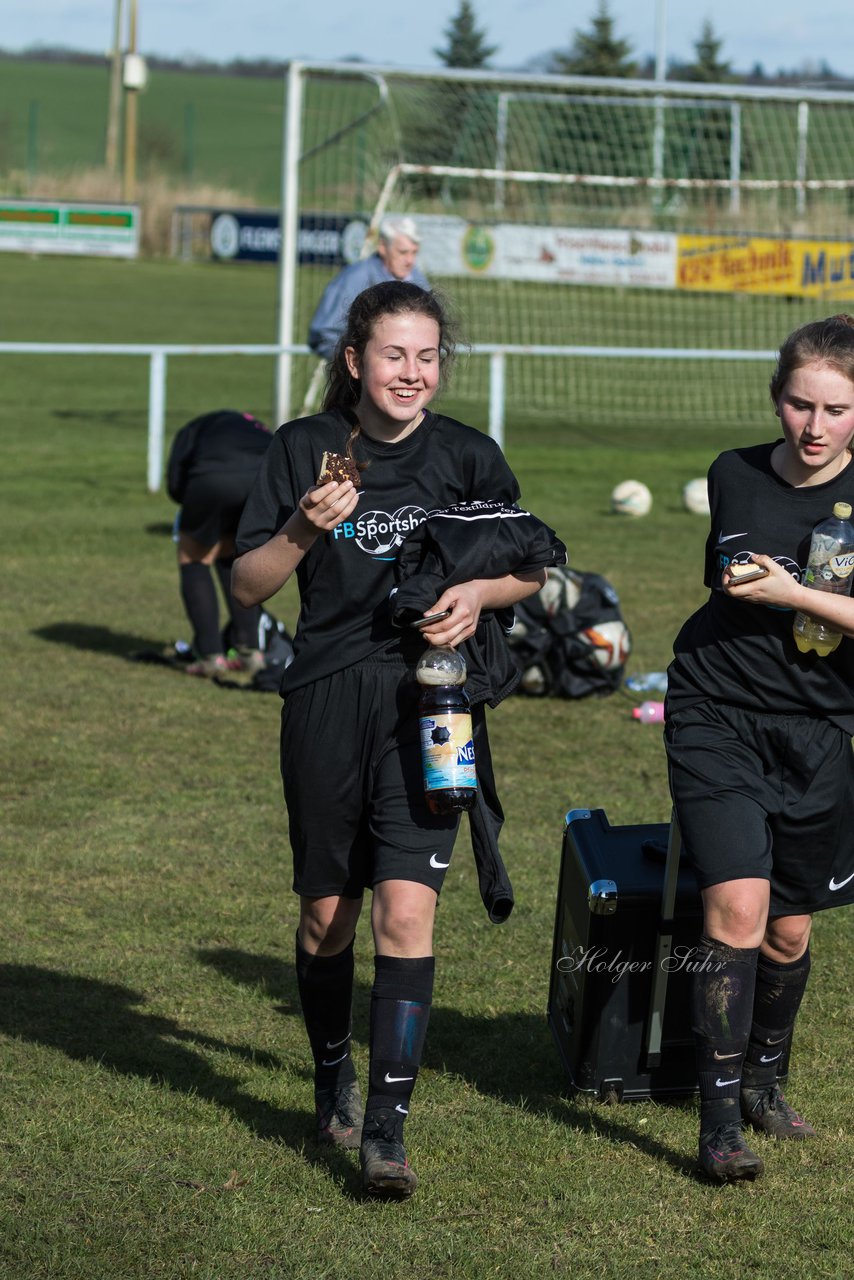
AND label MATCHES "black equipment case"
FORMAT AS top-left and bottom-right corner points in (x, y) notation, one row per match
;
(547, 807), (704, 1102)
